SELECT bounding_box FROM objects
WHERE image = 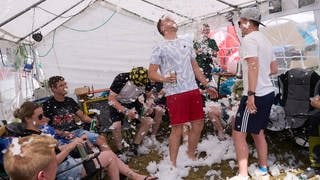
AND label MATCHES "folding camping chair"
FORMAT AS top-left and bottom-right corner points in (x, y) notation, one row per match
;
(268, 68), (320, 149)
